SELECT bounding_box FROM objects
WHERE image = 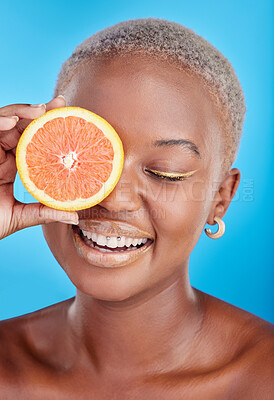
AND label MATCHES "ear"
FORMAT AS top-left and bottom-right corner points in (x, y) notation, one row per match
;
(207, 168), (241, 225)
